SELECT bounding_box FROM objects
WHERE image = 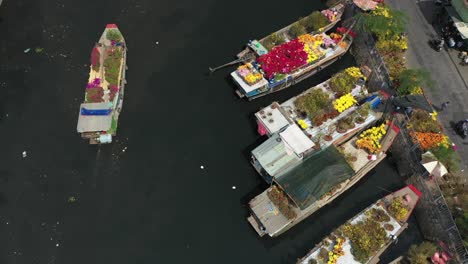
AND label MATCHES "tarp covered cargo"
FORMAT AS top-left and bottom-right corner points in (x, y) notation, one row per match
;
(275, 146), (354, 210)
